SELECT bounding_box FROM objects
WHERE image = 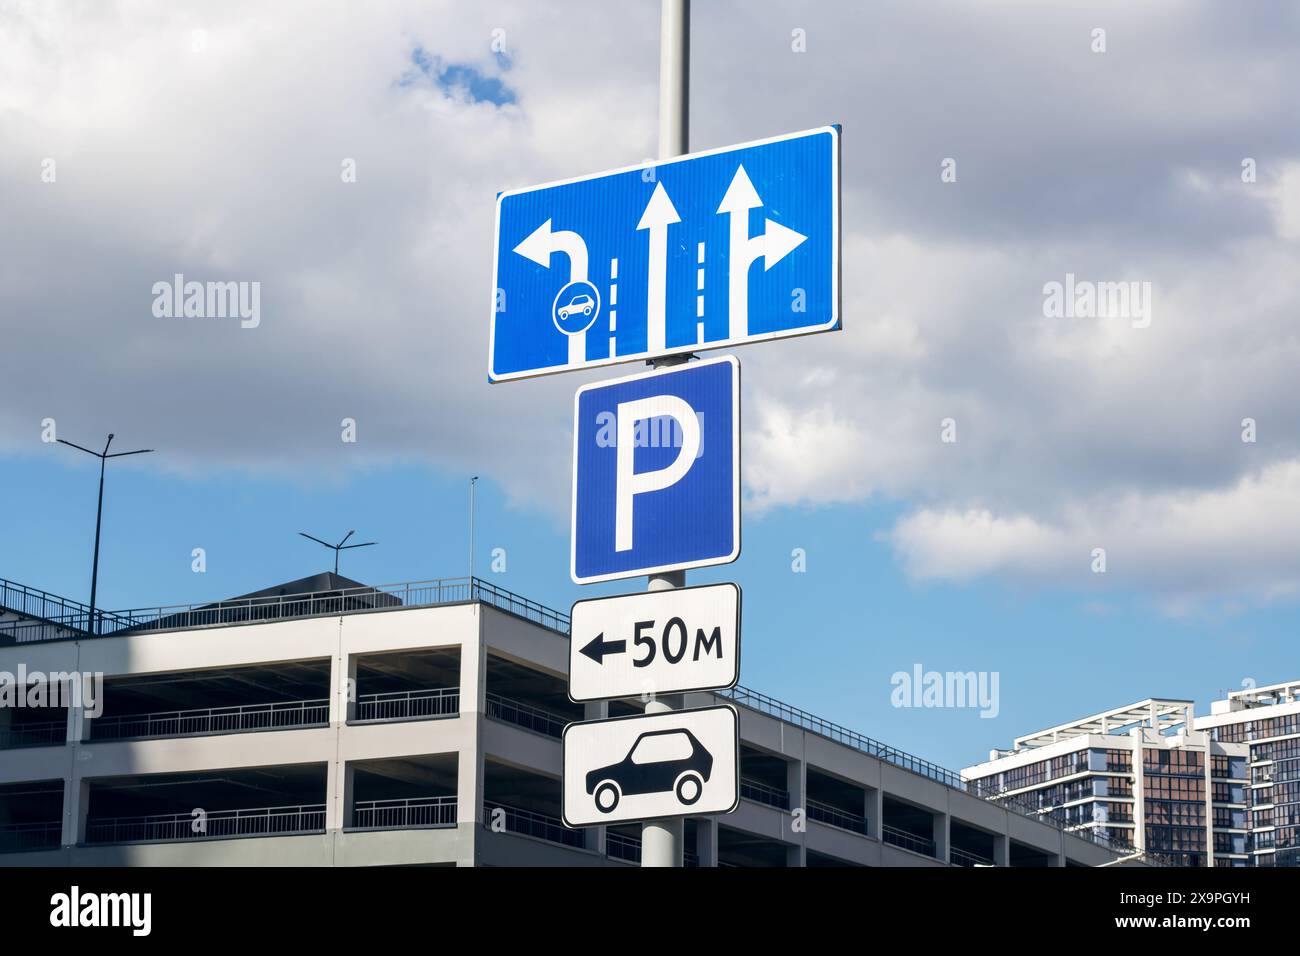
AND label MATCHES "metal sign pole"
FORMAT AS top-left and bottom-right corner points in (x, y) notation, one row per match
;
(641, 0), (690, 869)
